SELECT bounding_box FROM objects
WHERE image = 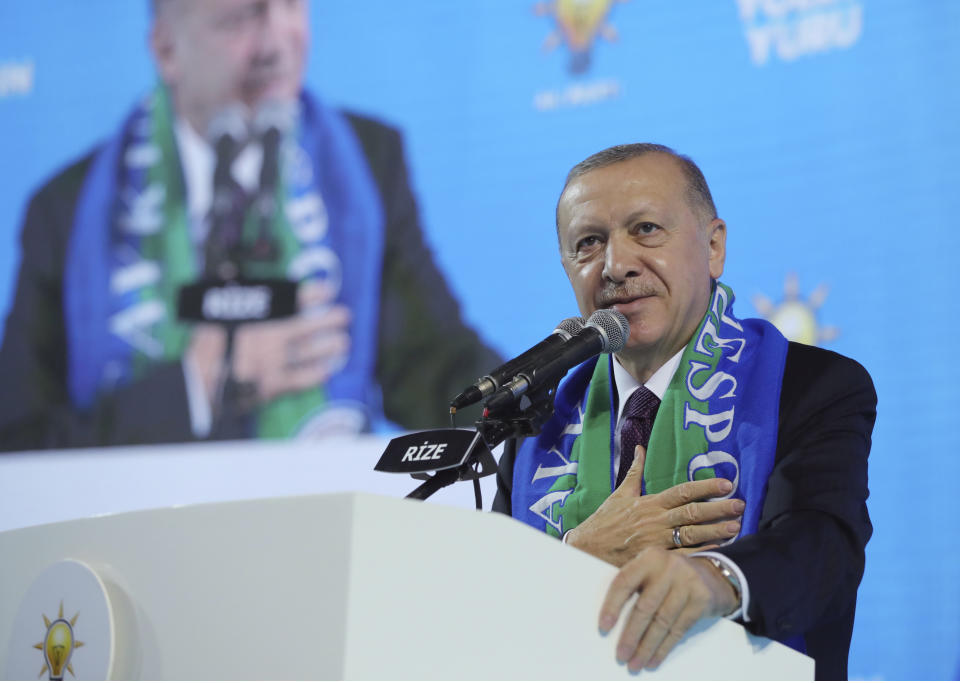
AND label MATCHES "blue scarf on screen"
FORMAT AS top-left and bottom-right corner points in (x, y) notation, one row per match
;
(63, 88), (384, 436)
